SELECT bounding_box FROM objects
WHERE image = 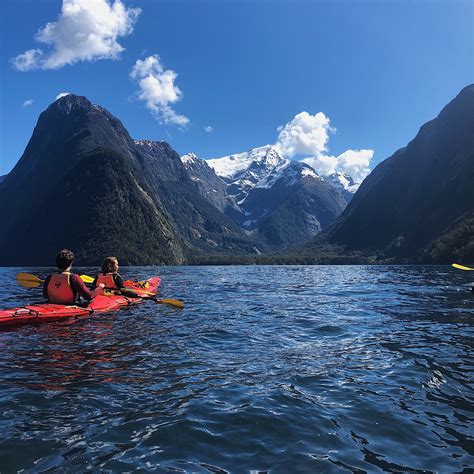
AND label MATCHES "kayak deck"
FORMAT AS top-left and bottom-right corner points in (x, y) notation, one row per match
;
(0, 277), (160, 328)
